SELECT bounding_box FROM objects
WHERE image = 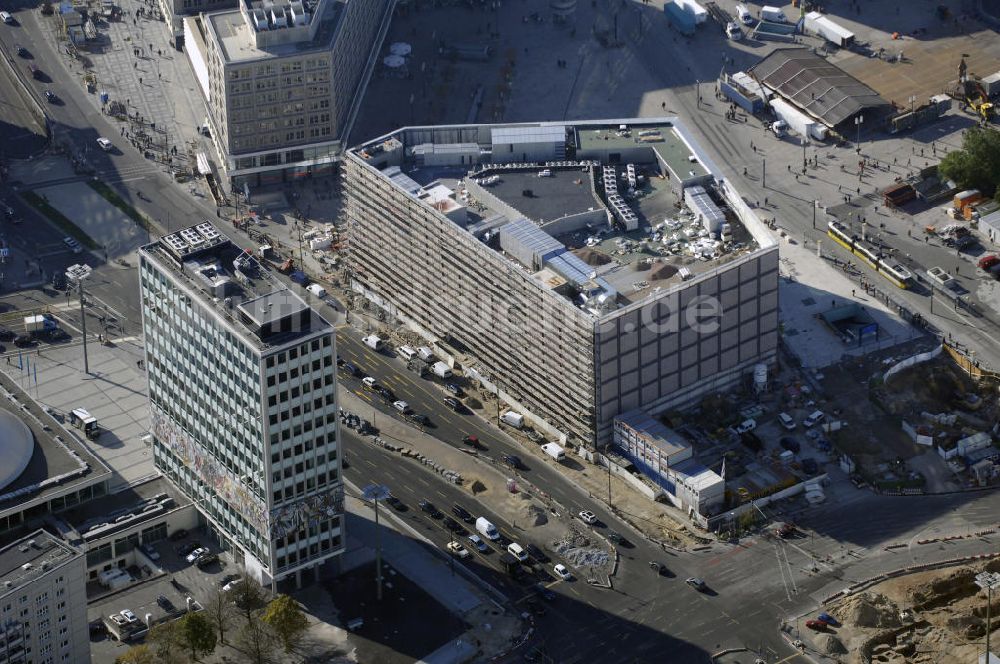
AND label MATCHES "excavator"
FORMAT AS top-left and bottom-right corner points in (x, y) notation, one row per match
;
(964, 80), (995, 121)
